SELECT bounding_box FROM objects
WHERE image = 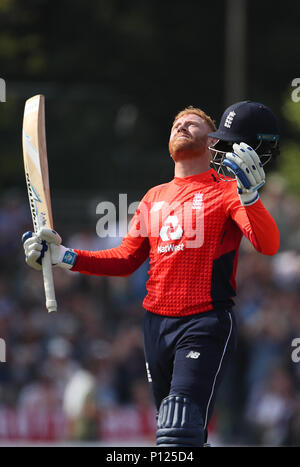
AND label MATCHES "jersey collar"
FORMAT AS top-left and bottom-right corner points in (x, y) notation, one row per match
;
(173, 168), (217, 186)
